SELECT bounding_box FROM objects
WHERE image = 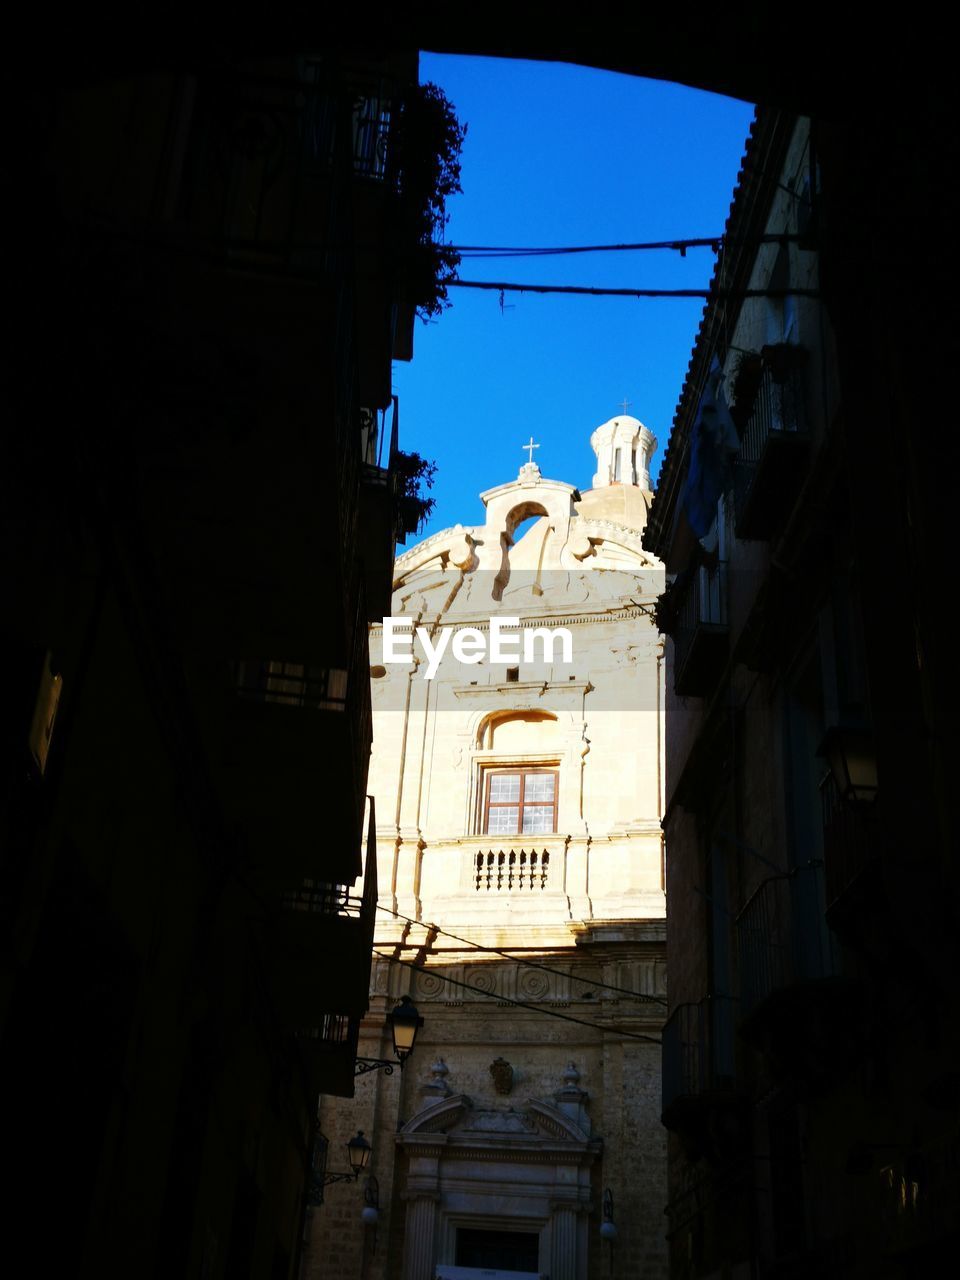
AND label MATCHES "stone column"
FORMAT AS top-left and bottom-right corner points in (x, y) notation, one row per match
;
(549, 1204), (579, 1280)
(402, 1193), (439, 1280)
